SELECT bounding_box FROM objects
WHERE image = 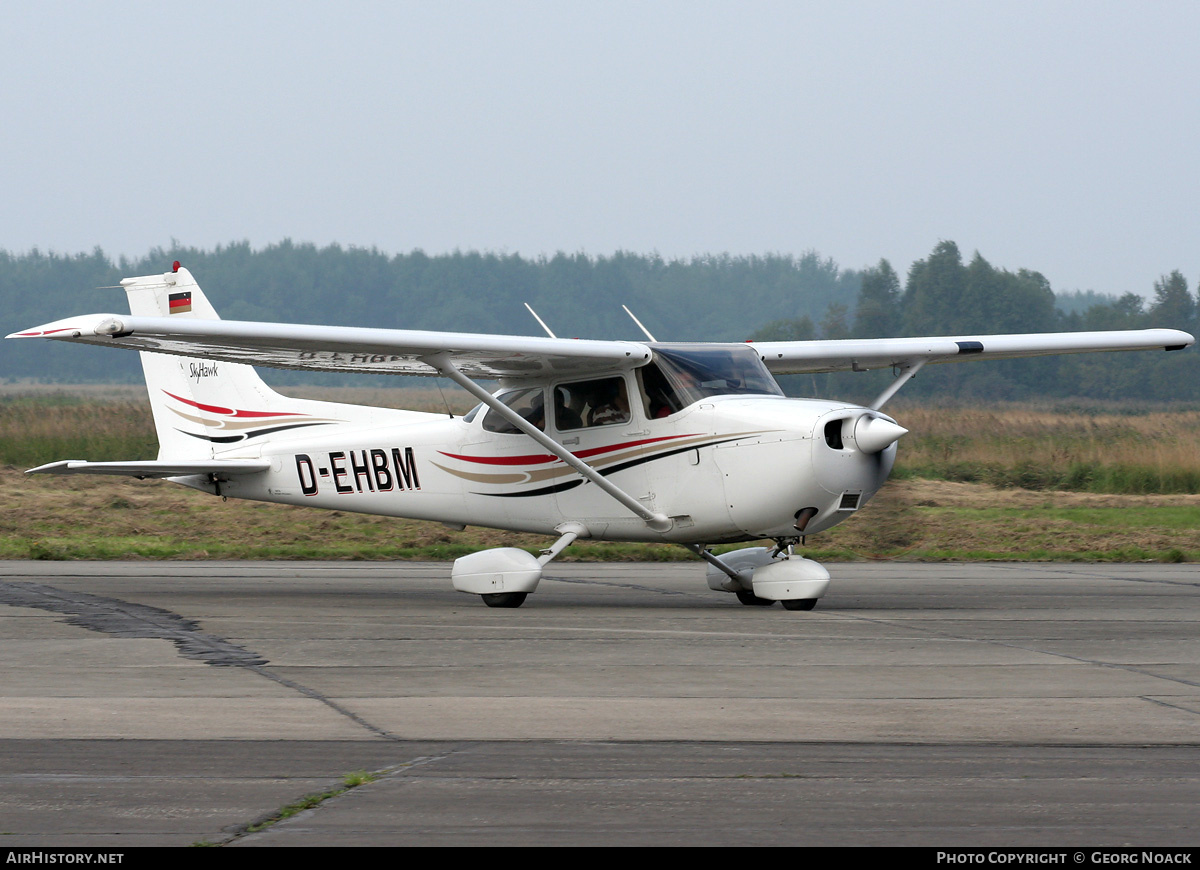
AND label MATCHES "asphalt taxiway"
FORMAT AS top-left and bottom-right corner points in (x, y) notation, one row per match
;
(1, 561), (1197, 846)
